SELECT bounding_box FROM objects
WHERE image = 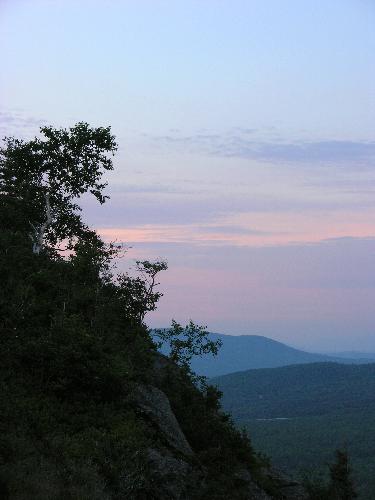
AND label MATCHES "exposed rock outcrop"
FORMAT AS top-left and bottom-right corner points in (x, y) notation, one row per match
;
(131, 382), (202, 499)
(146, 447), (201, 500)
(132, 383), (193, 457)
(129, 356), (308, 499)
